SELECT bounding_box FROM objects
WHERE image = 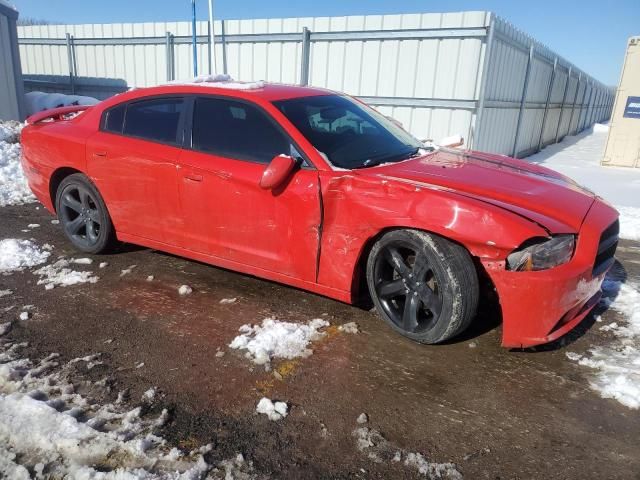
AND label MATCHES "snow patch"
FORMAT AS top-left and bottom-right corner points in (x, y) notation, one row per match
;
(120, 265), (137, 276)
(256, 397), (288, 421)
(618, 206), (640, 241)
(170, 74), (265, 90)
(0, 239), (50, 272)
(0, 121), (35, 207)
(33, 258), (99, 289)
(0, 121), (21, 144)
(525, 123), (640, 240)
(178, 285), (193, 295)
(0, 342), (212, 478)
(353, 425), (461, 479)
(339, 322), (359, 334)
(229, 317), (329, 366)
(72, 257), (93, 265)
(566, 274), (640, 409)
(356, 413), (368, 424)
(219, 297), (237, 305)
